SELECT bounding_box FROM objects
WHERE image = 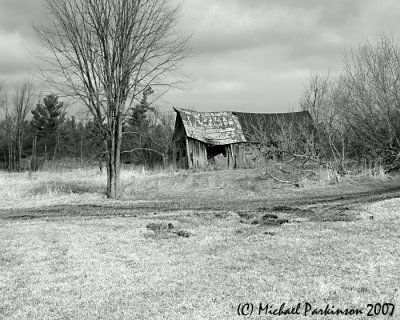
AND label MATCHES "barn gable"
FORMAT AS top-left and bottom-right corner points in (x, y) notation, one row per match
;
(173, 108), (246, 145)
